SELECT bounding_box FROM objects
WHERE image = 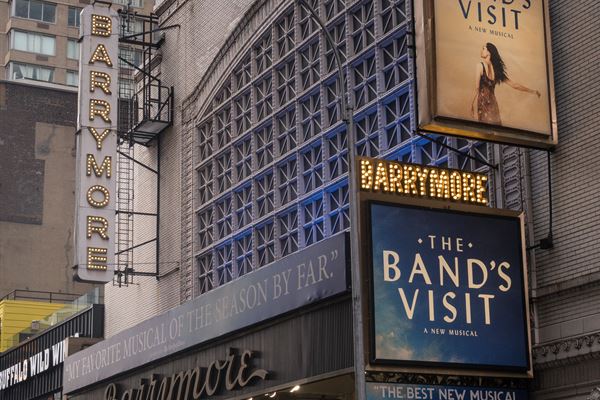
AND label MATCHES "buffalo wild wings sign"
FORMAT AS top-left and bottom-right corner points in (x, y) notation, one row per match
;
(74, 3), (119, 283)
